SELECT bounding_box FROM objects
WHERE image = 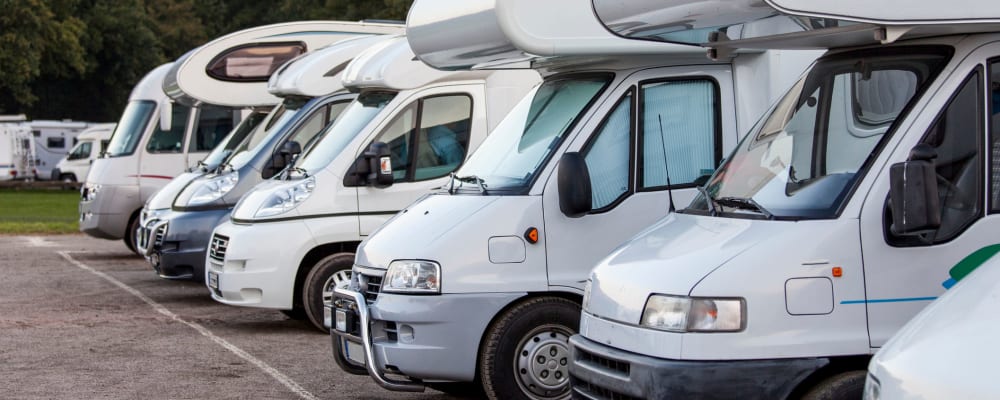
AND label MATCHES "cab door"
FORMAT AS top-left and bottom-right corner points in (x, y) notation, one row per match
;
(138, 102), (192, 198)
(356, 84), (486, 235)
(543, 66), (737, 290)
(860, 45), (1000, 347)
